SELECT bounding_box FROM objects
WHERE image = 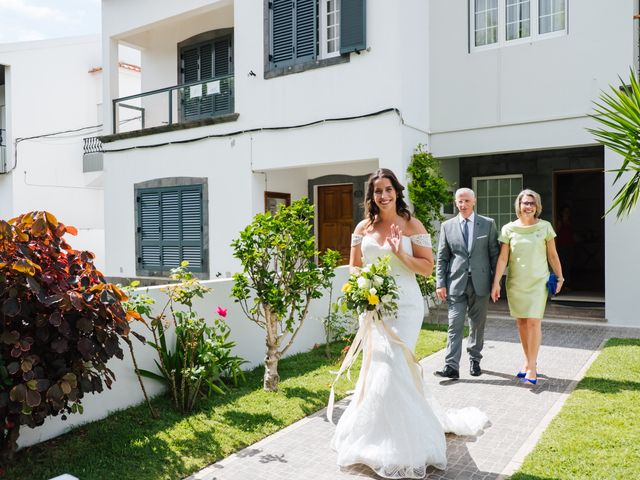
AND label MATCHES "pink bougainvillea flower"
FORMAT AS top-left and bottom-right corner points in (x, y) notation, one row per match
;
(216, 306), (227, 318)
